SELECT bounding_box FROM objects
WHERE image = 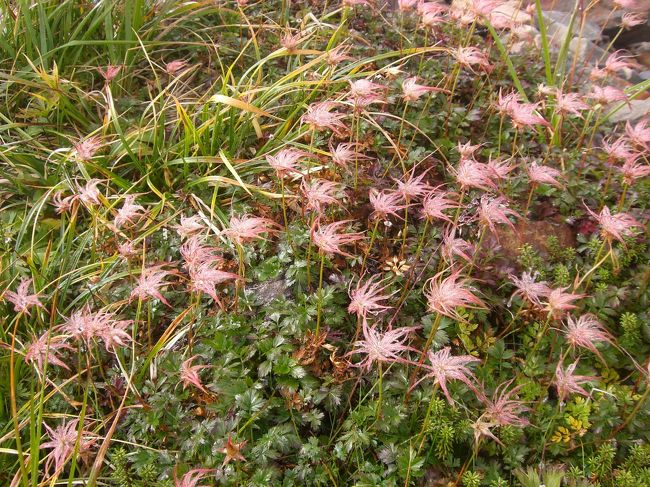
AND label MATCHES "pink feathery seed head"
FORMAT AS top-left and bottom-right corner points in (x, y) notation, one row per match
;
(311, 219), (364, 258)
(442, 232), (475, 263)
(398, 0), (419, 11)
(457, 141), (483, 159)
(301, 178), (342, 213)
(585, 205), (641, 243)
(527, 162), (564, 188)
(495, 90), (522, 117)
(565, 314), (614, 359)
(41, 419), (95, 475)
(613, 0), (642, 7)
(478, 195), (520, 234)
(175, 214), (206, 239)
(589, 66), (608, 81)
(554, 89), (589, 117)
(301, 101), (348, 135)
(349, 321), (417, 370)
(509, 101), (550, 130)
(266, 148), (307, 178)
(488, 10), (519, 30)
(424, 269), (488, 319)
(420, 6), (447, 26)
(453, 46), (491, 72)
(537, 83), (556, 97)
(544, 287), (585, 319)
(219, 436), (247, 466)
(588, 85), (628, 105)
(61, 305), (102, 342)
(511, 25), (537, 44)
(349, 78), (385, 99)
(76, 179), (103, 207)
(350, 92), (388, 112)
(130, 265), (174, 306)
(420, 188), (459, 223)
(621, 12), (646, 29)
(487, 155), (516, 181)
(175, 468), (213, 487)
(605, 50), (637, 74)
(181, 355), (211, 394)
(369, 189), (409, 220)
(554, 360), (596, 403)
(449, 5), (477, 26)
(325, 44), (353, 66)
(280, 29), (306, 53)
(418, 1), (448, 16)
(98, 64), (121, 82)
(114, 195), (146, 228)
(97, 318), (133, 352)
(118, 240), (138, 259)
(3, 278), (44, 315)
(165, 59), (188, 75)
(472, 418), (503, 446)
(452, 159), (498, 192)
(418, 347), (482, 404)
(601, 136), (635, 161)
(483, 381), (530, 427)
(73, 136), (103, 162)
(618, 156), (650, 185)
(626, 120), (650, 148)
(348, 274), (394, 319)
(61, 305), (132, 352)
(189, 263), (241, 307)
(509, 271), (551, 306)
(24, 332), (72, 373)
(471, 0), (504, 17)
(330, 141), (371, 169)
(401, 77), (446, 102)
(52, 191), (75, 214)
(180, 236), (223, 272)
(223, 214), (280, 245)
(393, 169), (433, 200)
(383, 65), (407, 79)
